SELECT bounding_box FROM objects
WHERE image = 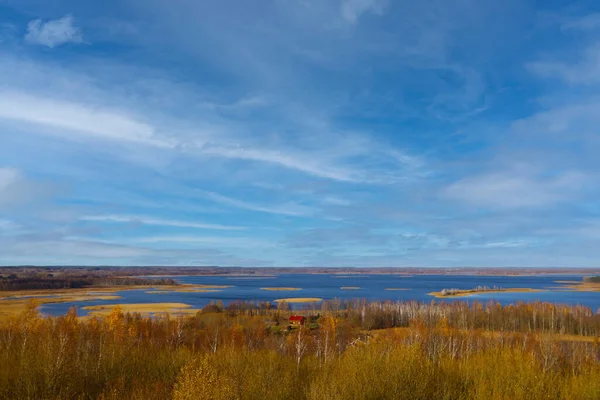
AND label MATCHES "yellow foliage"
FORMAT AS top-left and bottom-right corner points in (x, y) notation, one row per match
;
(172, 356), (236, 400)
(106, 305), (124, 331)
